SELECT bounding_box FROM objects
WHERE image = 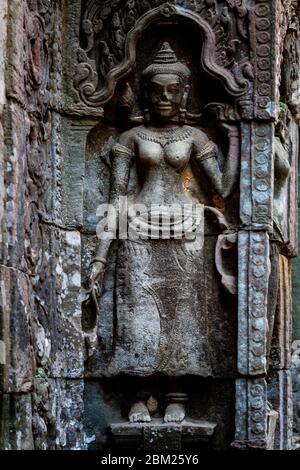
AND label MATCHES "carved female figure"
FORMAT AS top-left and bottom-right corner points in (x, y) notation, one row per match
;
(267, 115), (292, 364)
(89, 43), (239, 422)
